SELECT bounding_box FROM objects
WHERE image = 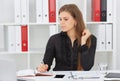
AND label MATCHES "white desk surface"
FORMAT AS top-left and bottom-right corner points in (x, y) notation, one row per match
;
(17, 70), (120, 81)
